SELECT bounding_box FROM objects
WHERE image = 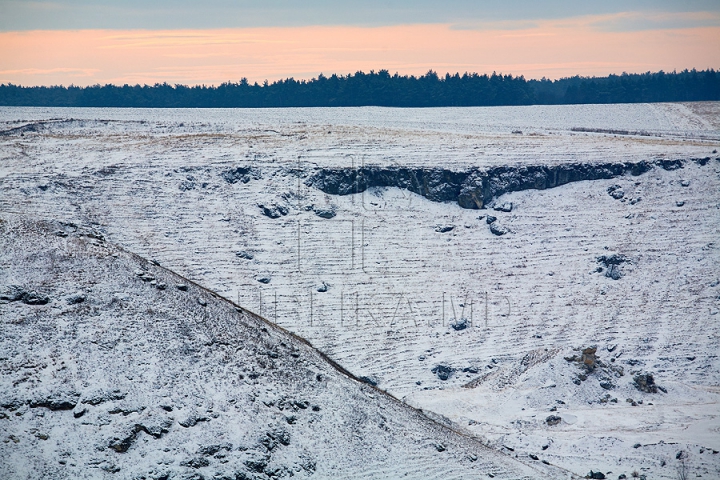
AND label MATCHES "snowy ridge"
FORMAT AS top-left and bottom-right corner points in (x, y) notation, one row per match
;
(0, 215), (569, 479)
